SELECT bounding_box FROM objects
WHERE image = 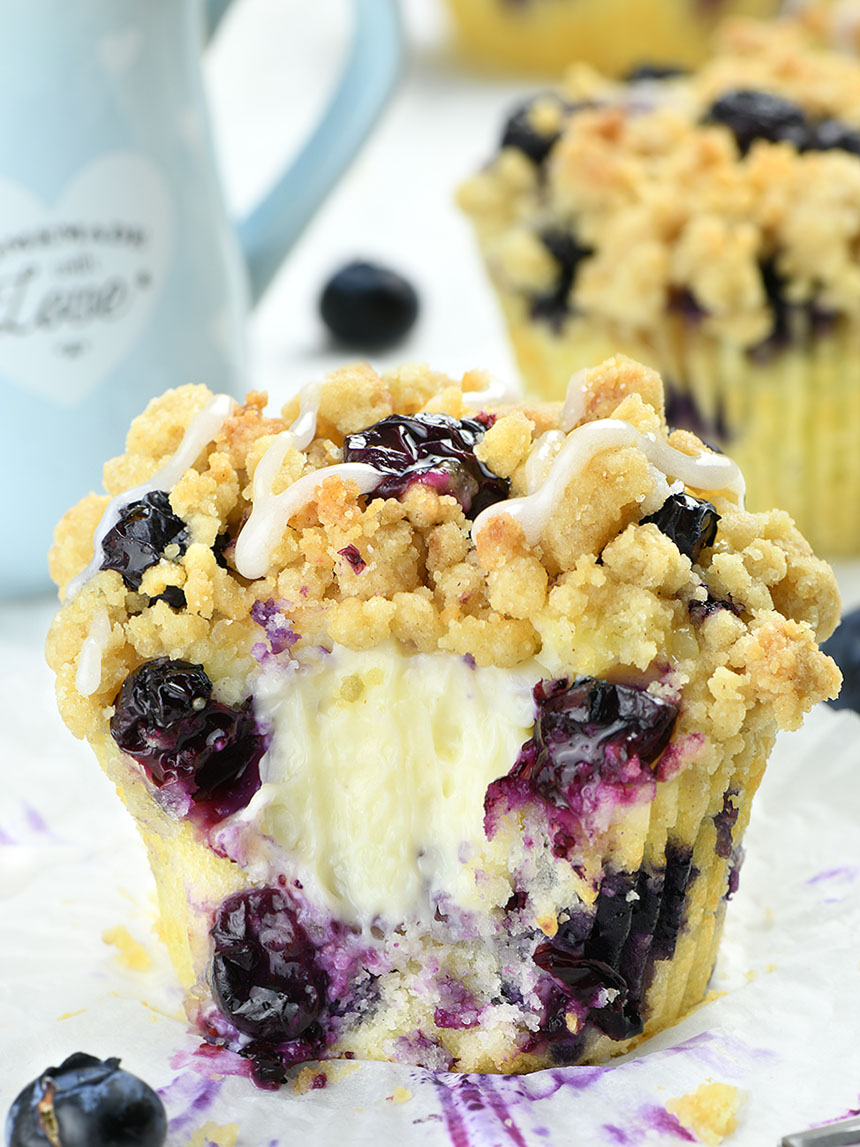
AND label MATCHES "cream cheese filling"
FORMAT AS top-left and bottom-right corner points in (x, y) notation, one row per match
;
(224, 643), (540, 929)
